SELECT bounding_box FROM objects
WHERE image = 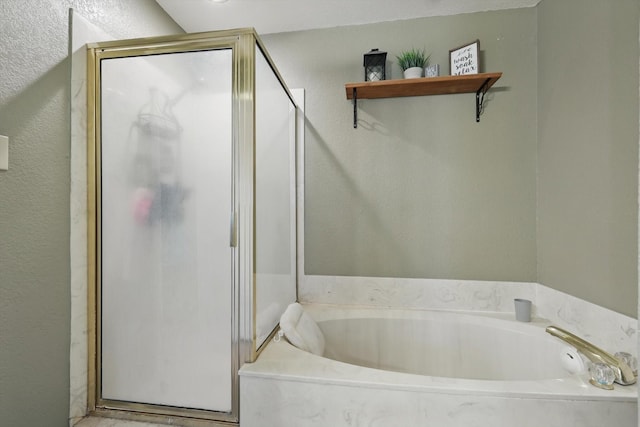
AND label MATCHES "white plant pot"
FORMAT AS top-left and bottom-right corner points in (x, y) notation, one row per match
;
(403, 67), (423, 79)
